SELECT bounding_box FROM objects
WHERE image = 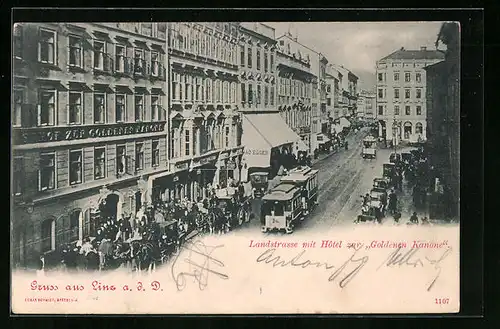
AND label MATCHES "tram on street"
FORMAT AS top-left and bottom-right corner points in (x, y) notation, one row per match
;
(261, 183), (303, 234)
(361, 135), (377, 159)
(280, 166), (319, 215)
